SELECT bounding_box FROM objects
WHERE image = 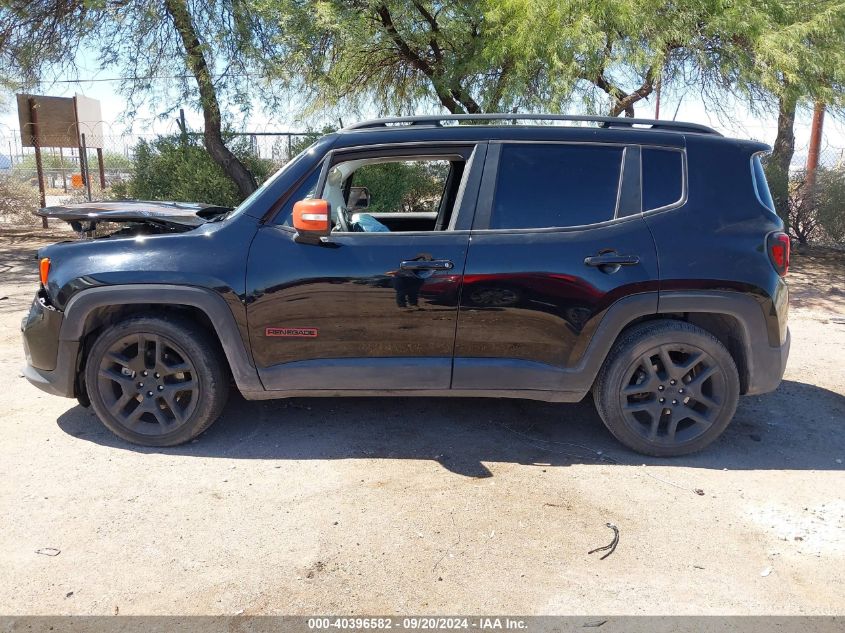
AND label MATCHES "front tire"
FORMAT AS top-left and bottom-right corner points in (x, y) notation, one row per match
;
(84, 315), (229, 447)
(593, 320), (740, 457)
